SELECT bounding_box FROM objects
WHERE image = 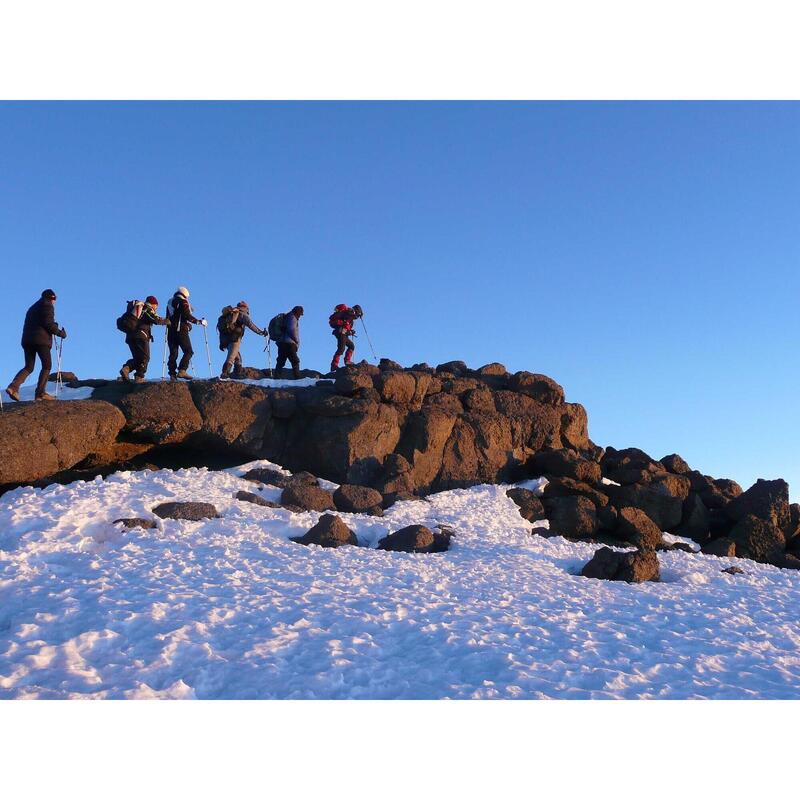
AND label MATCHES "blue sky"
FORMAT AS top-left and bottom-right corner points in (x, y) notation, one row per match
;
(1, 102), (798, 498)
